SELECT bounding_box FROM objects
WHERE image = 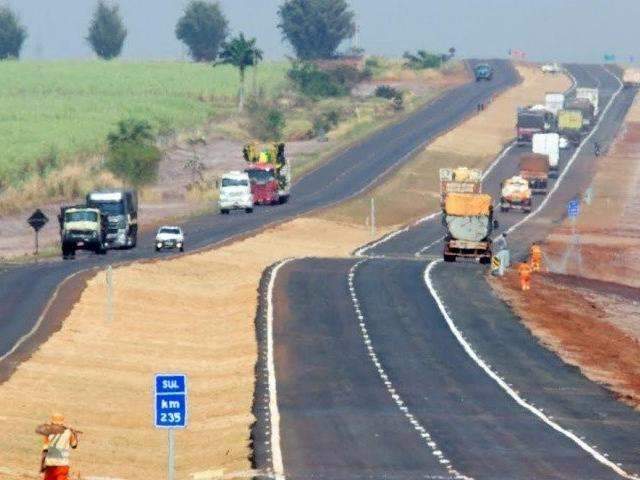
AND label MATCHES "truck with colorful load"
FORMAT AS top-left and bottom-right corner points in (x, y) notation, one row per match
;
(442, 192), (497, 264)
(500, 176), (532, 213)
(243, 143), (291, 205)
(439, 167), (482, 206)
(519, 153), (549, 194)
